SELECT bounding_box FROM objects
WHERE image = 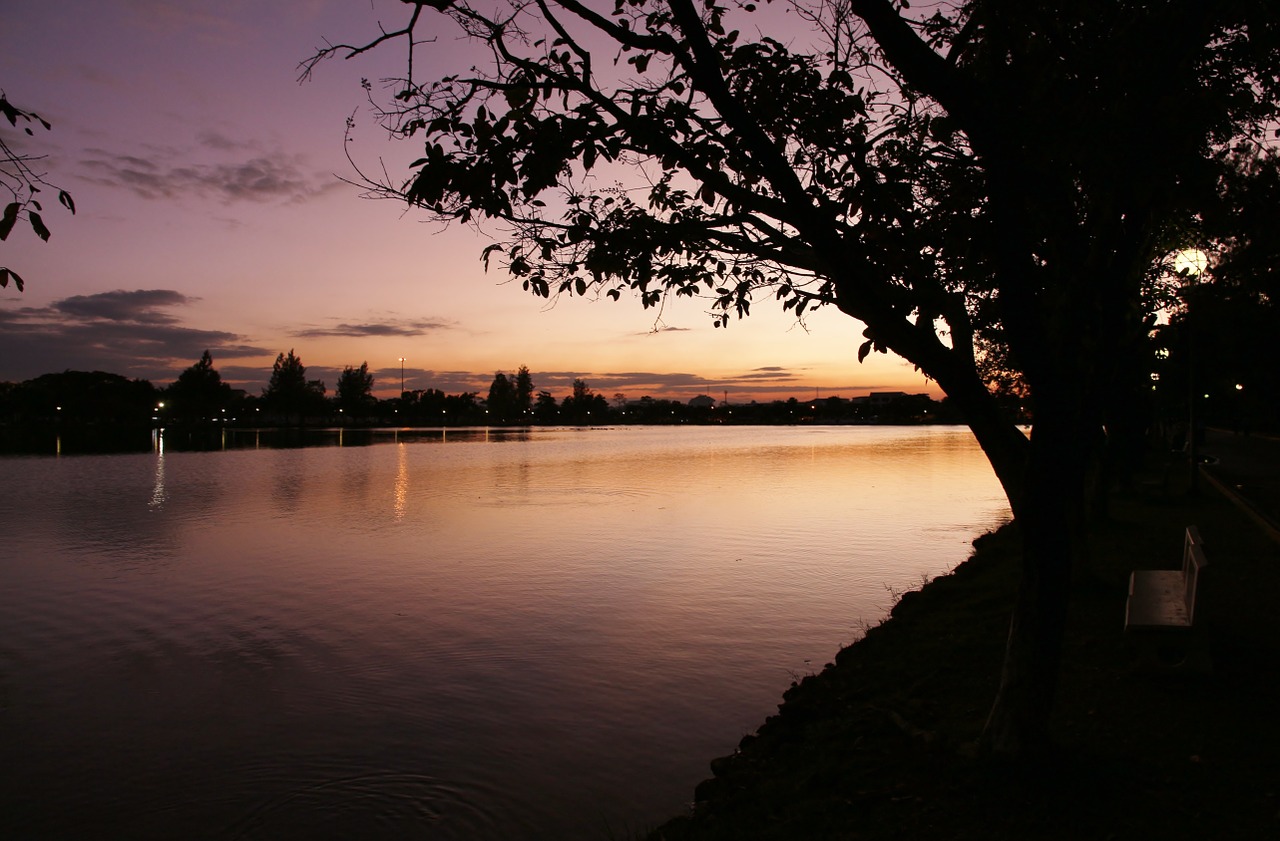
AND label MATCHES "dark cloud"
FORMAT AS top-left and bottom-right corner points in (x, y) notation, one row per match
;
(79, 145), (341, 204)
(54, 289), (194, 324)
(292, 318), (454, 339)
(0, 290), (266, 384)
